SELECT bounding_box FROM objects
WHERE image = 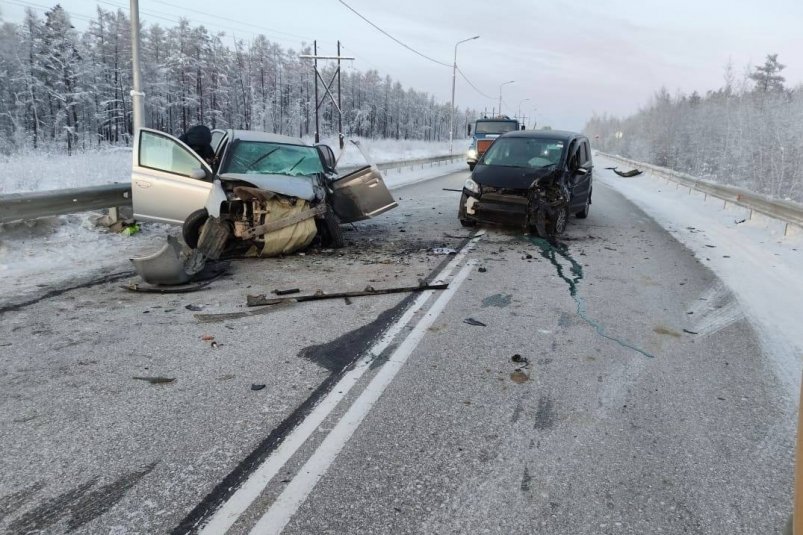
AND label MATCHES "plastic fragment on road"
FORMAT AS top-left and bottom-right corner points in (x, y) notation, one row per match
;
(463, 317), (486, 326)
(121, 223), (140, 236)
(133, 376), (175, 384)
(251, 384), (266, 391)
(431, 247), (457, 255)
